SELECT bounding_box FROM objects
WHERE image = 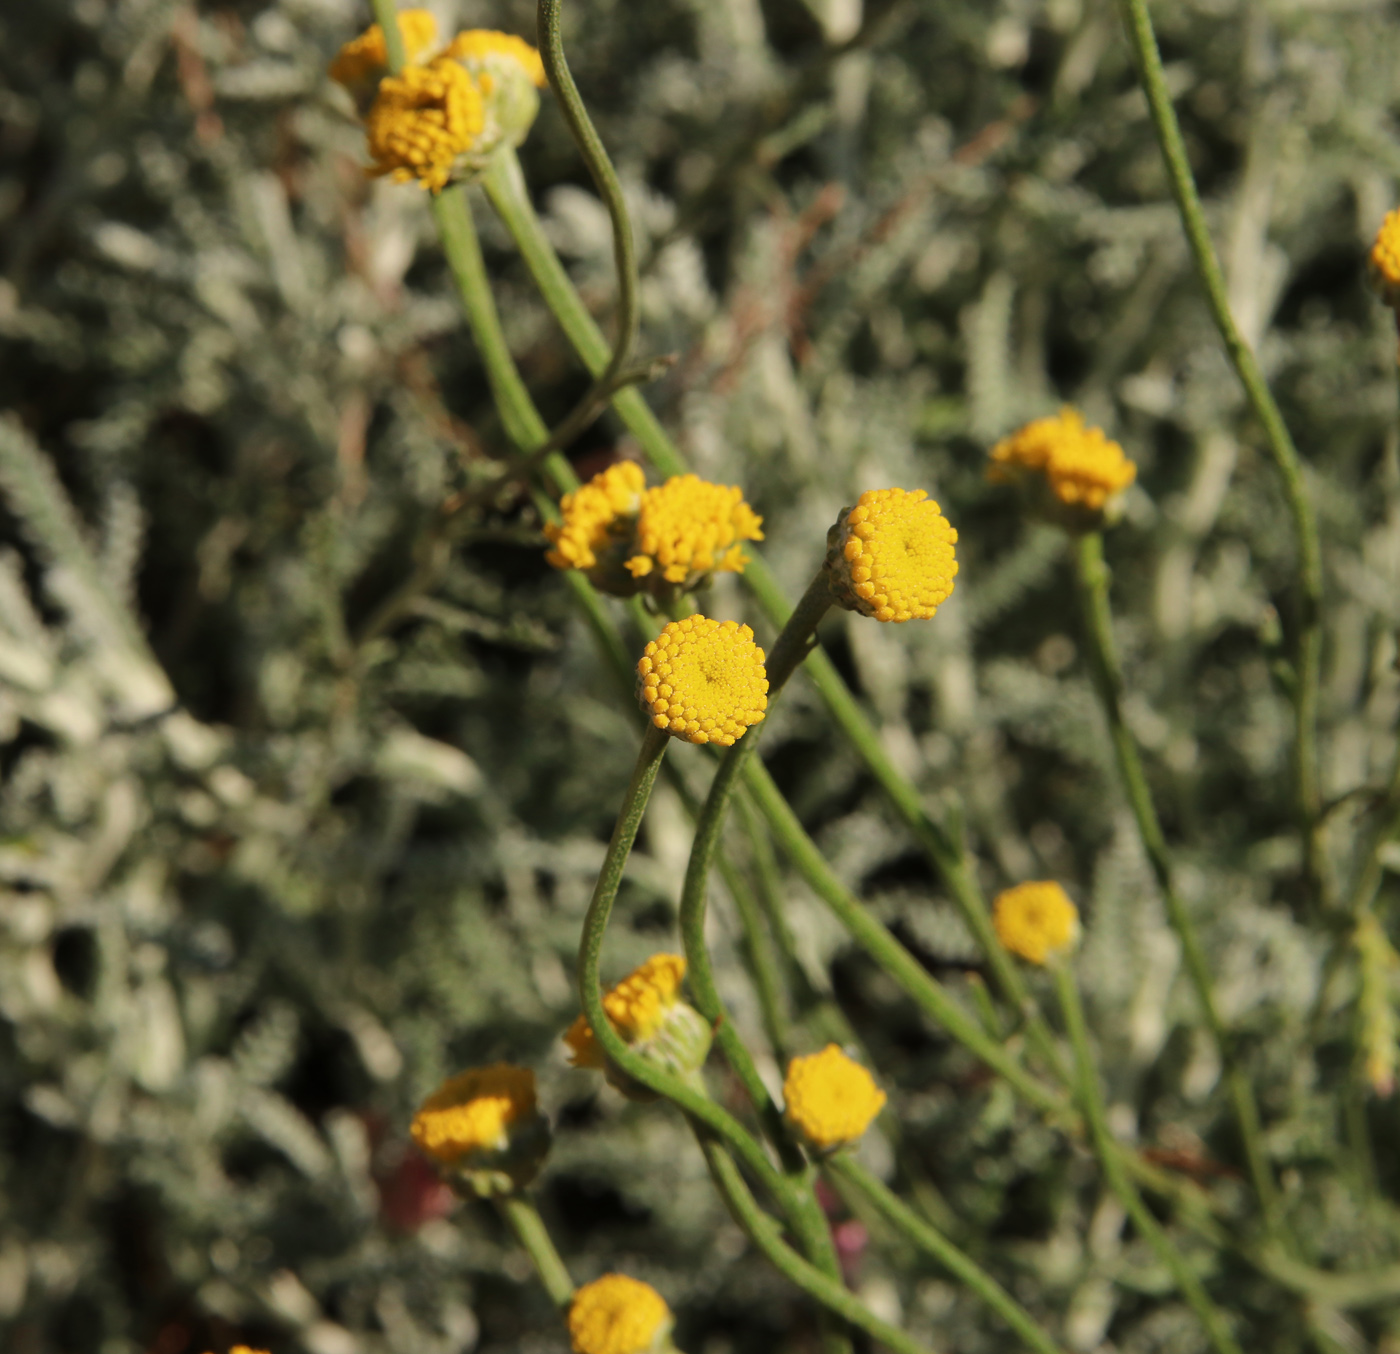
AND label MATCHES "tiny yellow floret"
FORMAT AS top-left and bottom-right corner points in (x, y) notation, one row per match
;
(783, 1045), (886, 1151)
(636, 616), (768, 746)
(993, 881), (1081, 966)
(565, 954), (687, 1069)
(446, 29), (548, 87)
(545, 462), (646, 572)
(827, 487), (958, 622)
(411, 1064), (537, 1164)
(364, 57), (485, 193)
(1369, 209), (1400, 309)
(989, 408), (1136, 513)
(568, 1274), (673, 1354)
(328, 9), (439, 86)
(624, 474), (764, 585)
